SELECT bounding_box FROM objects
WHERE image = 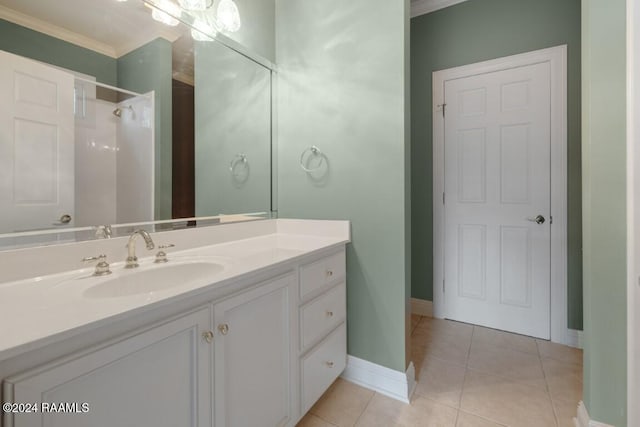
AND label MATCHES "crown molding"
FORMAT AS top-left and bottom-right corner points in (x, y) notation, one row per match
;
(115, 30), (181, 58)
(0, 4), (117, 58)
(411, 0), (471, 18)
